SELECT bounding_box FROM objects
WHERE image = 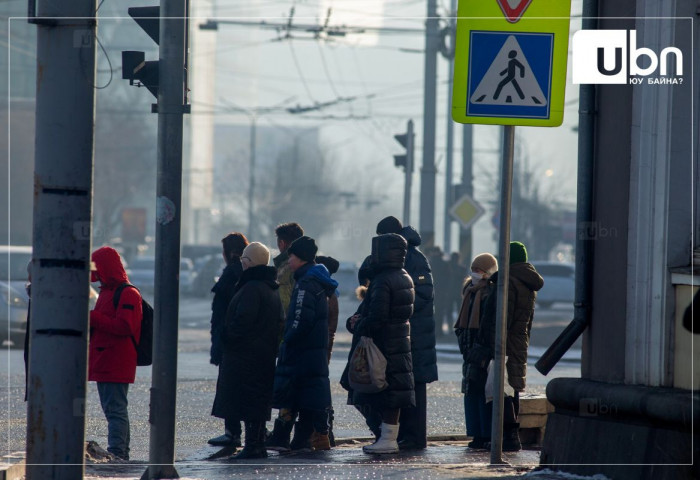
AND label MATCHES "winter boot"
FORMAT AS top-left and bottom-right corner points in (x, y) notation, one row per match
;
(265, 415), (294, 452)
(208, 427), (242, 448)
(363, 422), (400, 454)
(230, 422), (267, 460)
(289, 418), (313, 452)
(310, 431), (331, 451)
(502, 423), (522, 452)
(467, 436), (489, 450)
(327, 406), (336, 447)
